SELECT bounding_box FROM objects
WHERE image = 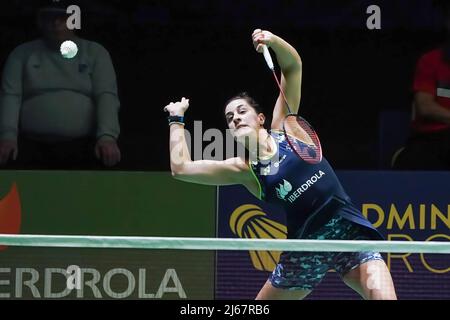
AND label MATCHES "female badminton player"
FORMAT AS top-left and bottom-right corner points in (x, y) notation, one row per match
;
(164, 29), (397, 300)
